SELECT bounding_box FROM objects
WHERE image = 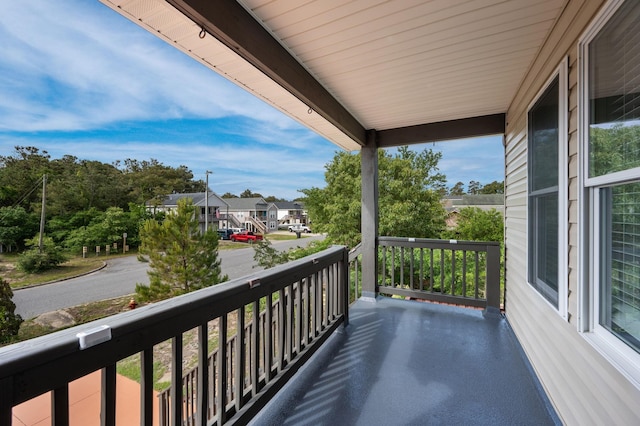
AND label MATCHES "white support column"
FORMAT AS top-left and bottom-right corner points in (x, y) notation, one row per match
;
(361, 130), (379, 300)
